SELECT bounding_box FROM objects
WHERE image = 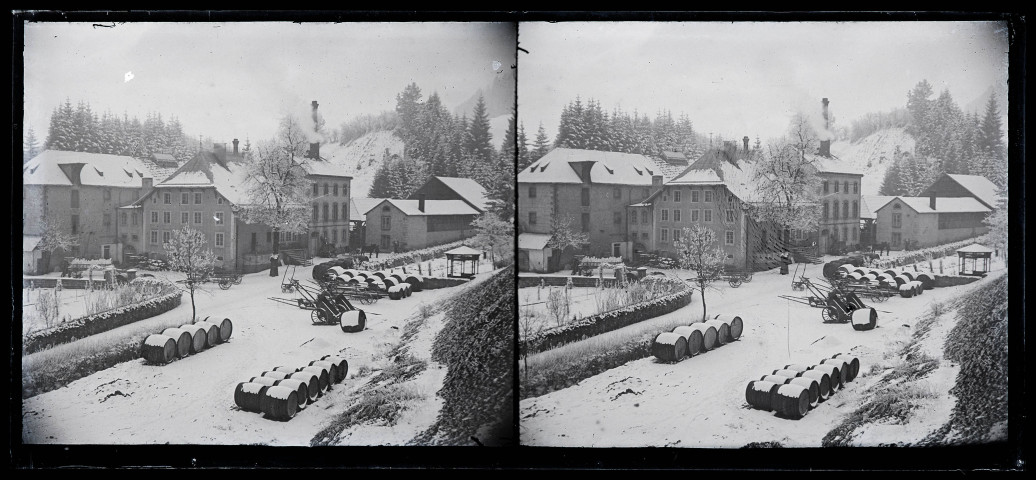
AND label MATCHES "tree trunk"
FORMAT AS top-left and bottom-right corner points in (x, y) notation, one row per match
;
(190, 285), (197, 323)
(700, 284), (708, 322)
